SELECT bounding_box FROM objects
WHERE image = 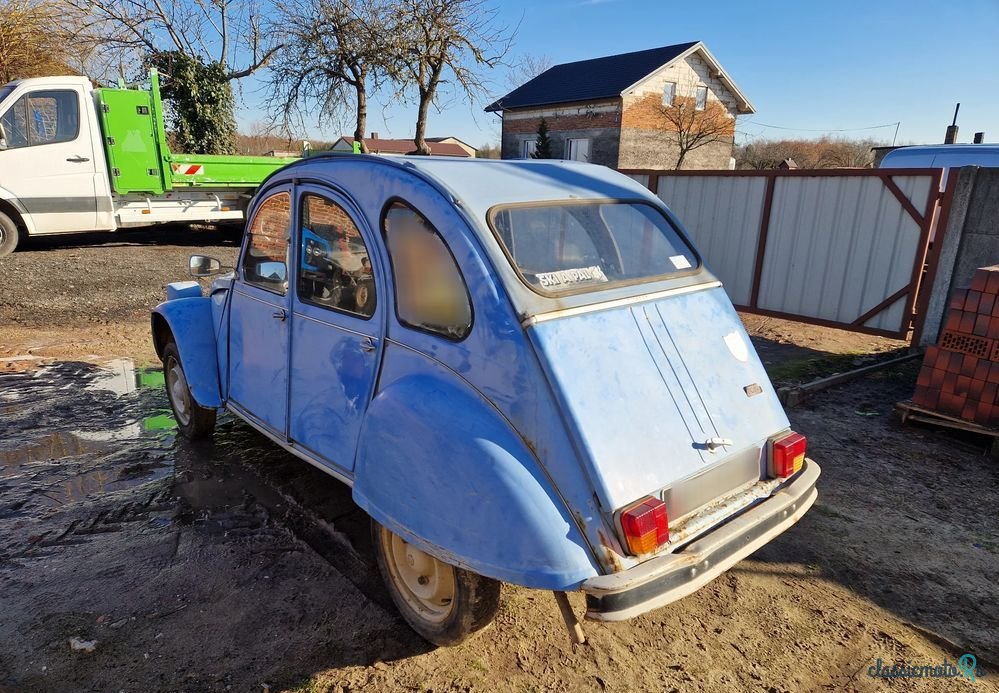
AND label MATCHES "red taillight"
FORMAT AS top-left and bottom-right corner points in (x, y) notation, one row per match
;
(773, 432), (807, 478)
(620, 497), (669, 555)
